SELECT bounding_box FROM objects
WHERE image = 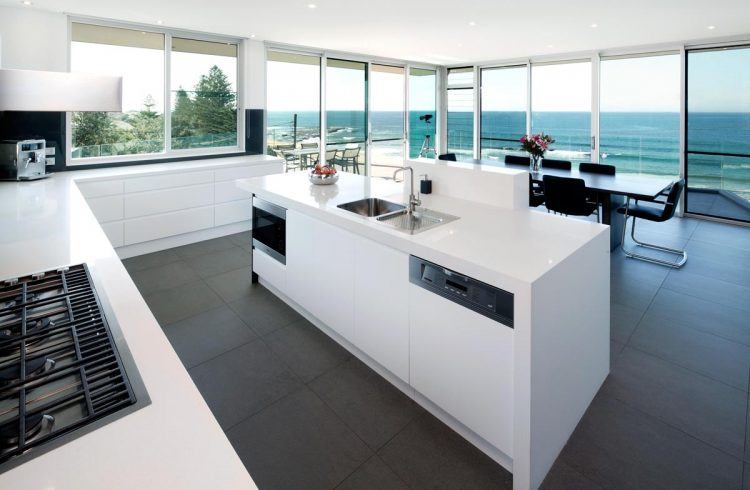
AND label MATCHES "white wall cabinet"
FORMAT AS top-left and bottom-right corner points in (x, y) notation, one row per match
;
(353, 236), (410, 383)
(409, 284), (514, 457)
